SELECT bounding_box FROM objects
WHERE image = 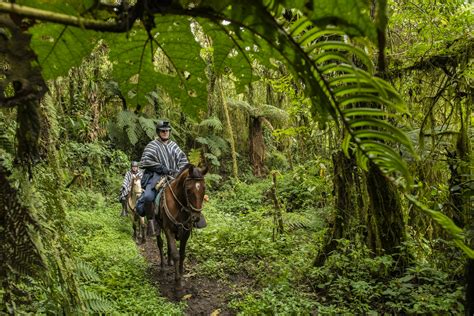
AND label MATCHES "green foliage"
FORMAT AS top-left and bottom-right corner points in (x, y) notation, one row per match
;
(388, 0), (472, 68)
(108, 110), (156, 150)
(308, 240), (464, 314)
(308, 0), (378, 42)
(406, 194), (474, 258)
(10, 0), (419, 190)
(58, 141), (128, 194)
(278, 159), (331, 212)
(0, 110), (15, 167)
(229, 283), (316, 315)
(265, 150), (290, 171)
(194, 116), (229, 167)
(65, 189), (183, 314)
(105, 15), (208, 114)
(30, 24), (99, 80)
